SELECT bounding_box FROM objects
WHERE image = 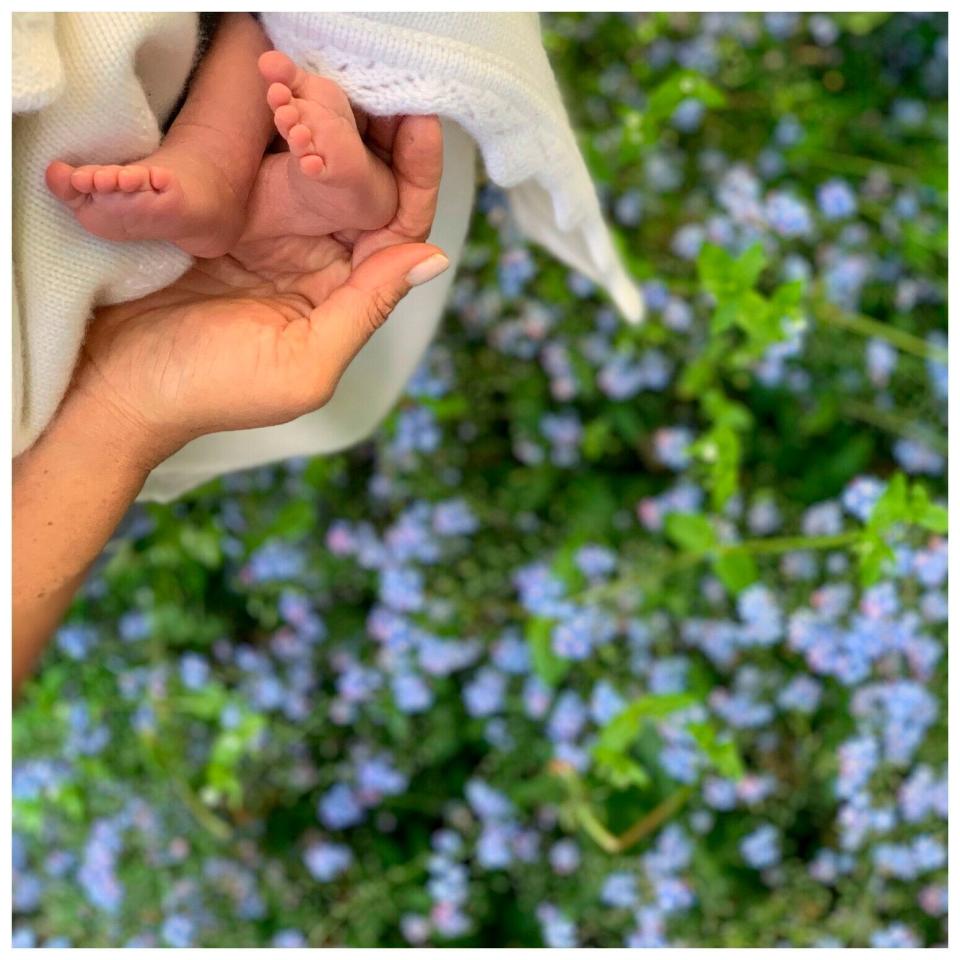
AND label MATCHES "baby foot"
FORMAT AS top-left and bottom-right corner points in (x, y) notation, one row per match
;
(252, 51), (398, 236)
(45, 150), (246, 258)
